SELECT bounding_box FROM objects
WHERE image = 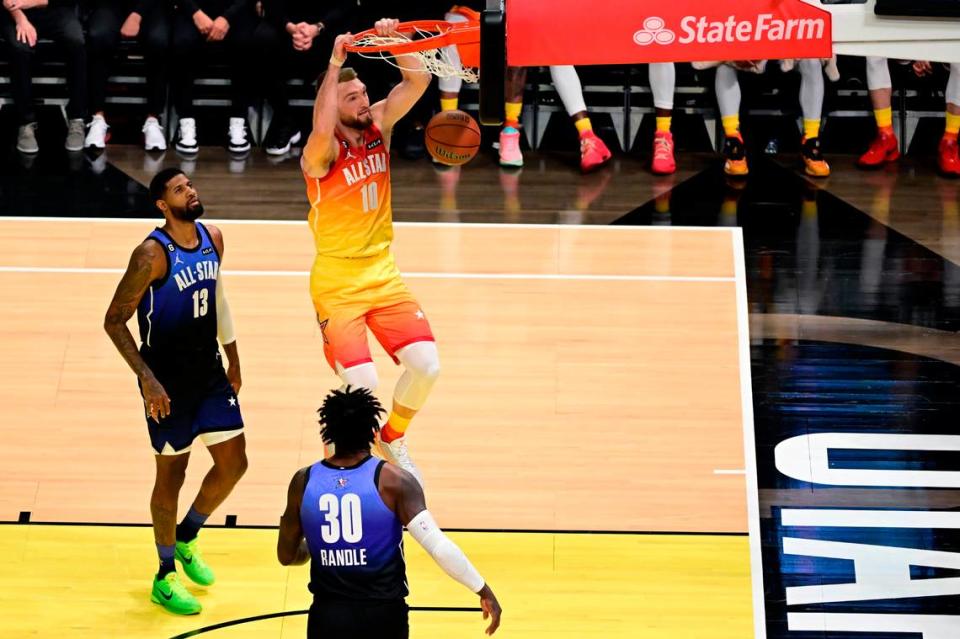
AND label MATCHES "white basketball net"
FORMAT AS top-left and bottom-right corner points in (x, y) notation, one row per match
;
(350, 29), (479, 84)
